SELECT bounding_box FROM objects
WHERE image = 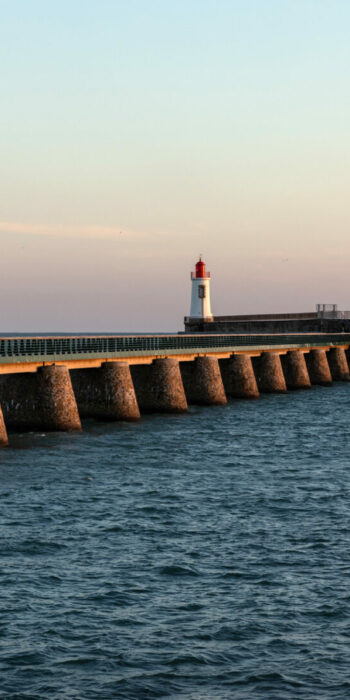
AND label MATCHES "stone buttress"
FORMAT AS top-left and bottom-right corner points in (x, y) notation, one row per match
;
(131, 358), (188, 413)
(219, 354), (259, 398)
(305, 349), (332, 386)
(37, 365), (82, 431)
(0, 366), (81, 431)
(281, 350), (311, 389)
(180, 356), (227, 405)
(71, 362), (140, 421)
(327, 348), (350, 381)
(252, 352), (287, 393)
